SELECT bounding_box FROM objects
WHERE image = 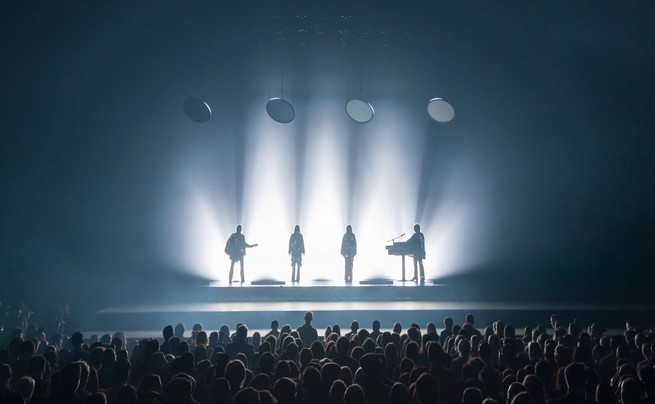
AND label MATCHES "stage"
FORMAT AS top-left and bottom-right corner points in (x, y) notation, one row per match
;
(80, 279), (655, 339)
